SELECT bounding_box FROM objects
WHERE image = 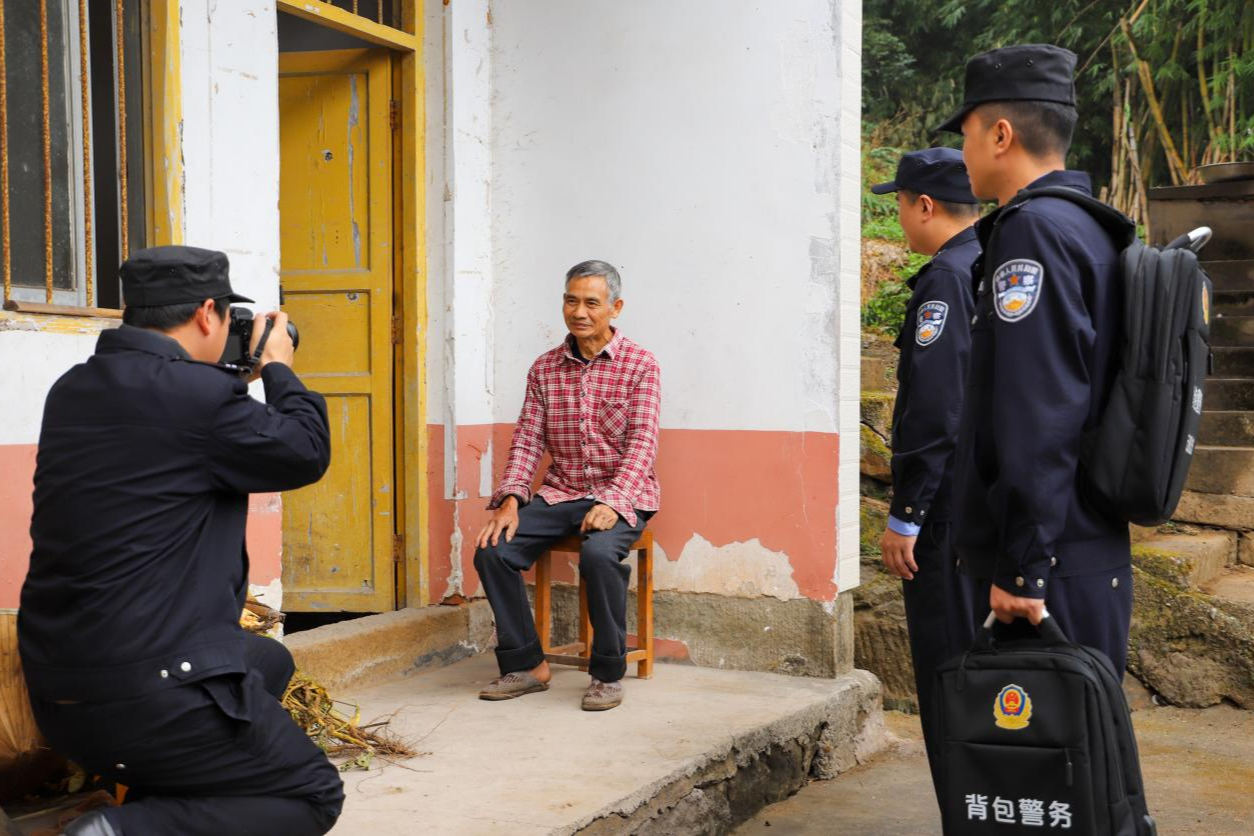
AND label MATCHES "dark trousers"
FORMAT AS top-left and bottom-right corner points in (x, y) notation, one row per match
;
(901, 521), (977, 807)
(473, 498), (651, 683)
(970, 562), (1134, 677)
(32, 634), (344, 836)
